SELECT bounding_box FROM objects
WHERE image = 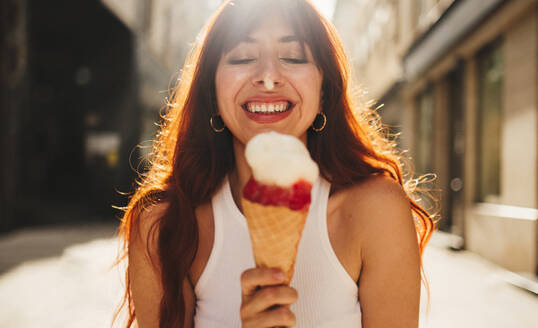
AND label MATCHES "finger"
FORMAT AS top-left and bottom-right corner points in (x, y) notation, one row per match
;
(243, 306), (296, 328)
(241, 285), (298, 316)
(241, 268), (286, 296)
